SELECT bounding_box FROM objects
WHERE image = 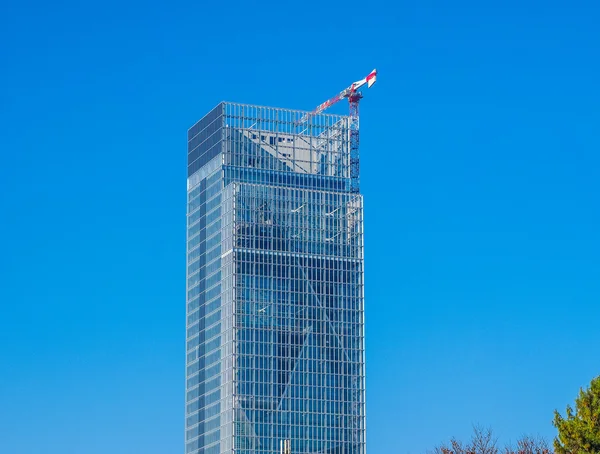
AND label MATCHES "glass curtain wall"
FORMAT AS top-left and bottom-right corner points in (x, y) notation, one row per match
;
(186, 103), (366, 454)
